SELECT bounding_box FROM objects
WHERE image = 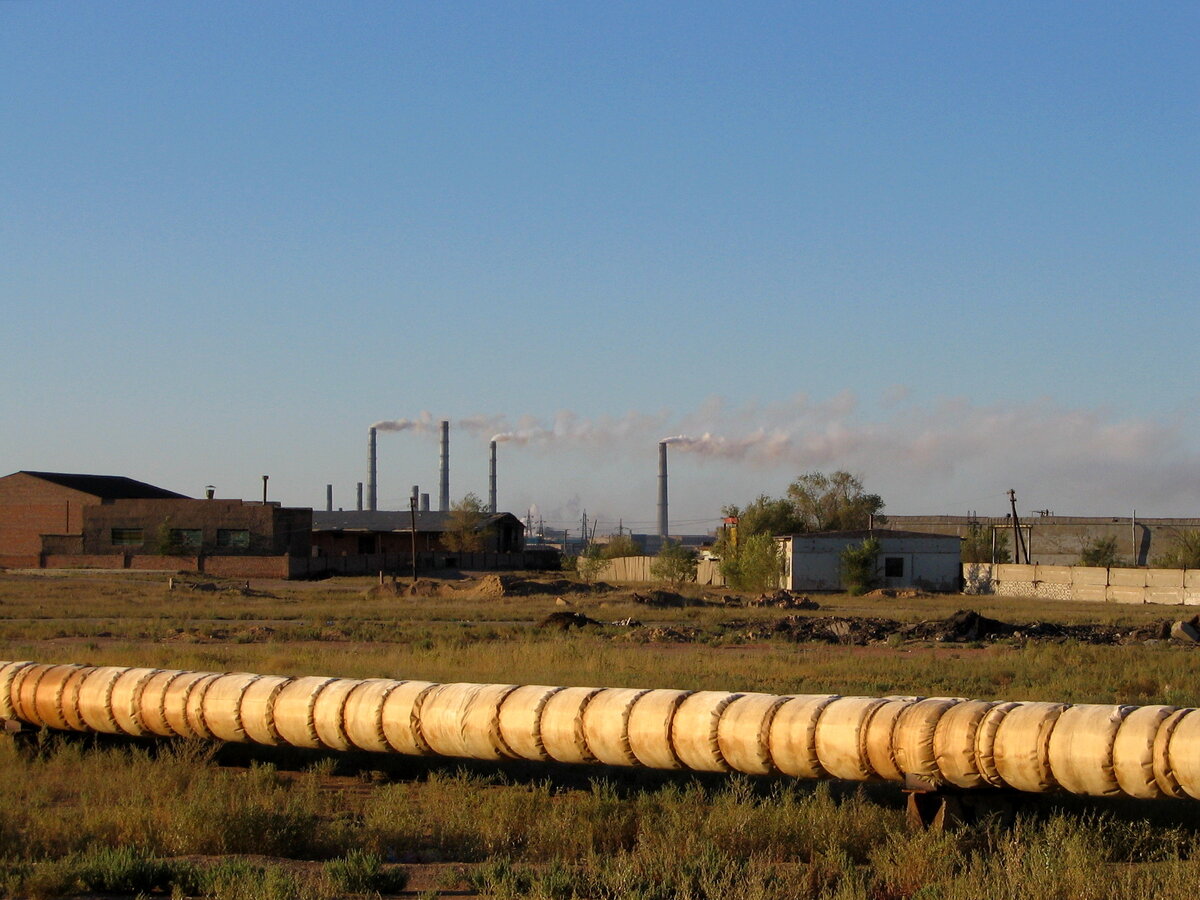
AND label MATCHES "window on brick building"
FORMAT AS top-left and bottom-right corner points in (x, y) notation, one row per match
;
(216, 529), (250, 549)
(111, 528), (144, 547)
(170, 529), (202, 549)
